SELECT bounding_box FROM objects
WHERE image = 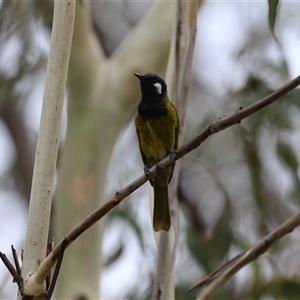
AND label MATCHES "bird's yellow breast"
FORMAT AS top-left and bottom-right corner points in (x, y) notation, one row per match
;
(135, 100), (179, 164)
